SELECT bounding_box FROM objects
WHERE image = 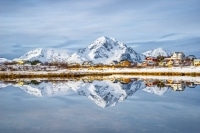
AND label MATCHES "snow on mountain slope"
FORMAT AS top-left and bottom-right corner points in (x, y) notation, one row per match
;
(10, 36), (144, 64)
(0, 58), (11, 63)
(15, 84), (43, 97)
(73, 80), (128, 107)
(142, 47), (170, 57)
(14, 81), (74, 97)
(123, 79), (146, 96)
(143, 86), (170, 96)
(67, 36), (144, 64)
(0, 82), (10, 88)
(14, 48), (73, 63)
